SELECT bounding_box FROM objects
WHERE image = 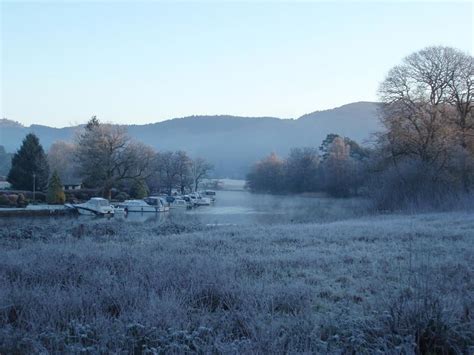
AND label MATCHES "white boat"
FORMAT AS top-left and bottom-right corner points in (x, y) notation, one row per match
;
(200, 190), (216, 202)
(70, 197), (115, 216)
(170, 198), (192, 209)
(121, 198), (169, 213)
(145, 197), (170, 212)
(189, 192), (212, 206)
